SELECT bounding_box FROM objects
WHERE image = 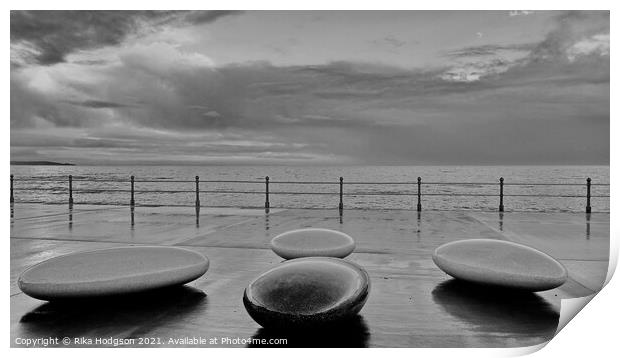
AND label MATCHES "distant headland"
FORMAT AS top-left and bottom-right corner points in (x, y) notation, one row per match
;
(10, 161), (75, 166)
